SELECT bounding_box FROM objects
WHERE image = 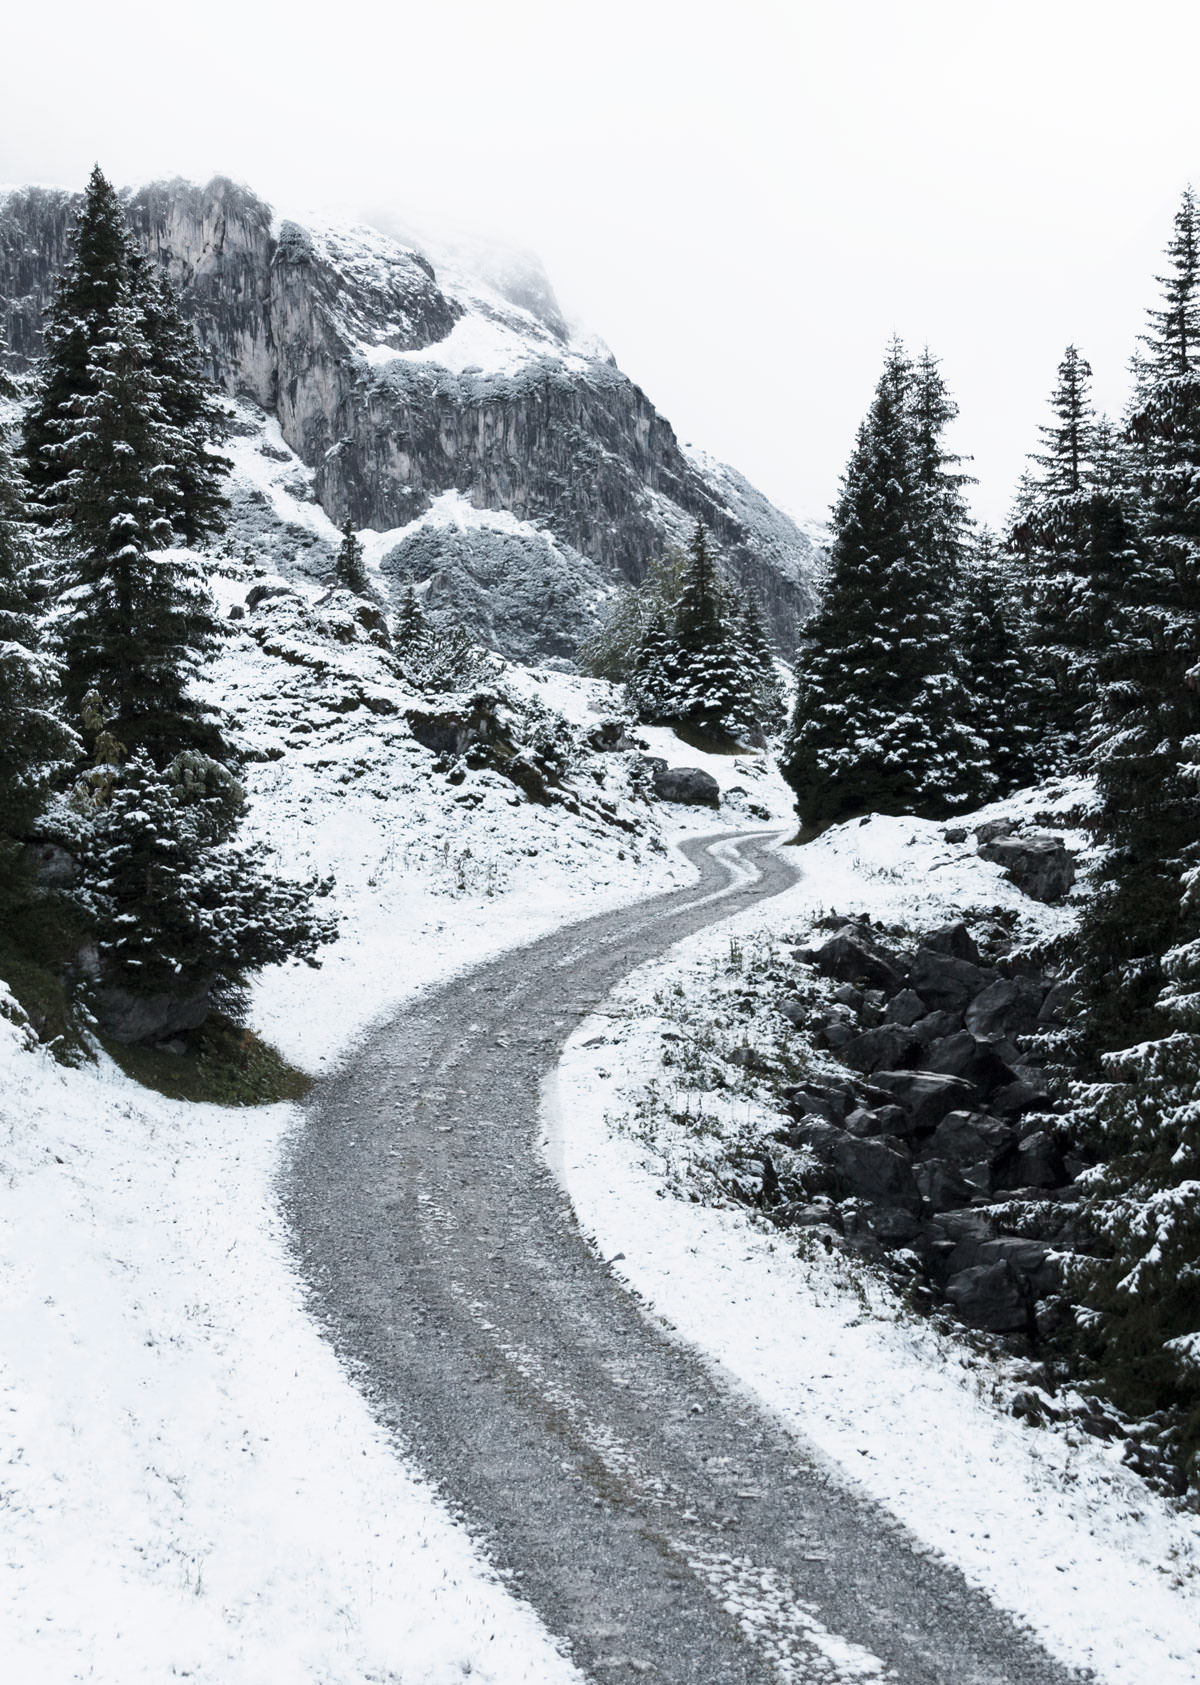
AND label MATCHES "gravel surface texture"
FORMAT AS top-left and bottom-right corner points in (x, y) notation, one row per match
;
(284, 832), (1089, 1685)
